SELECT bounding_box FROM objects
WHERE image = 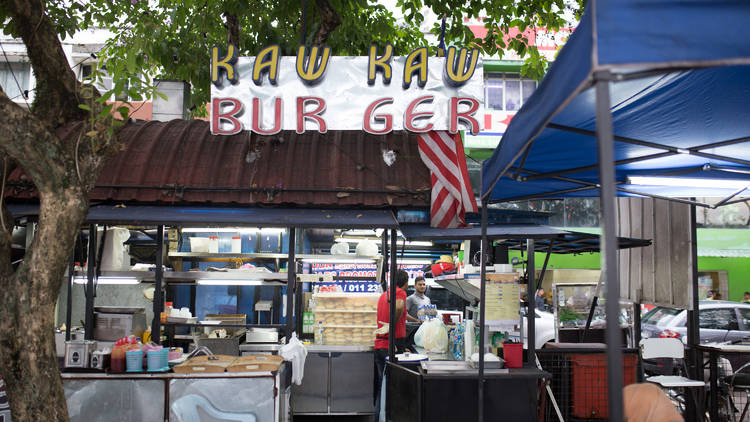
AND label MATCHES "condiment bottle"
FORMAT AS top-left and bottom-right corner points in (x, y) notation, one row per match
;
(110, 339), (126, 373)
